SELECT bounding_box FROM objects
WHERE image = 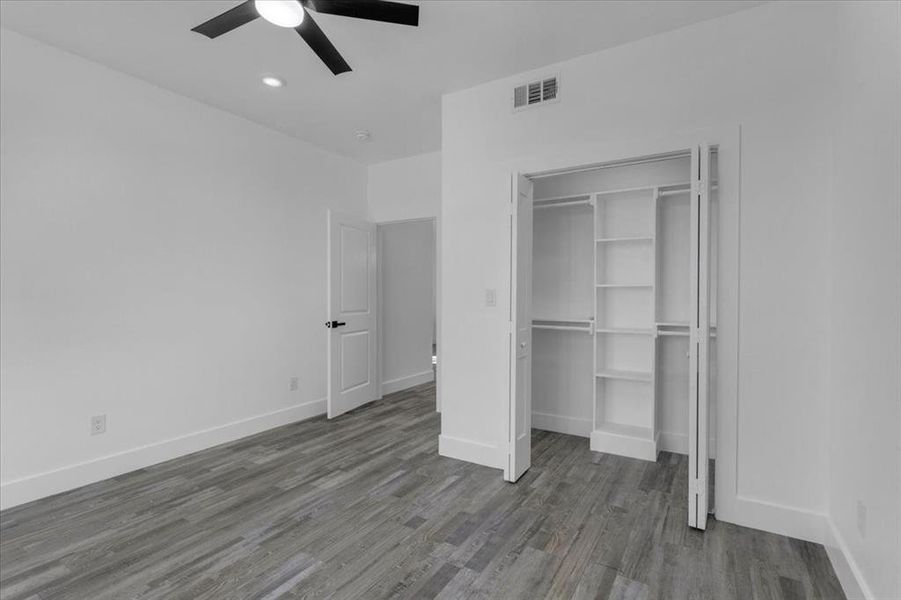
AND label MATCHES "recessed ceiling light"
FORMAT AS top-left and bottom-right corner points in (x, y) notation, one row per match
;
(262, 75), (285, 88)
(355, 130), (371, 142)
(255, 0), (305, 28)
